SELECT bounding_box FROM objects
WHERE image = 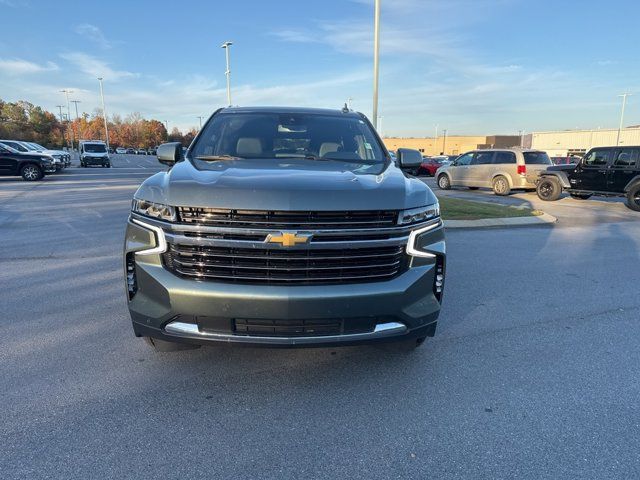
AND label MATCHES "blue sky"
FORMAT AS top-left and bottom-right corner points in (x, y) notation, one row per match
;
(1, 0), (639, 136)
